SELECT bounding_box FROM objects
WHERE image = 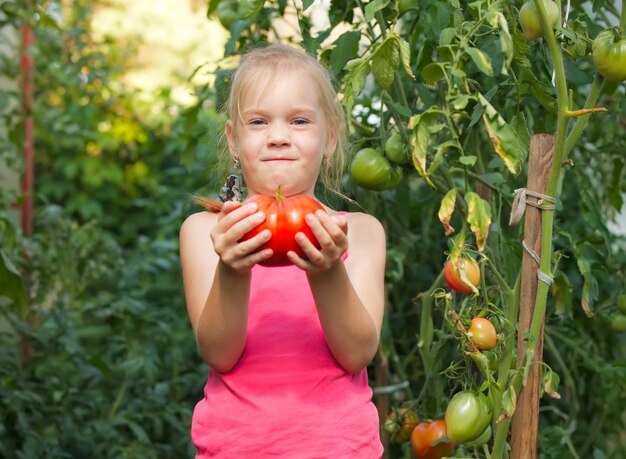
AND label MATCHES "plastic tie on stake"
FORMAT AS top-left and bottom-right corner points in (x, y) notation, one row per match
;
(509, 188), (556, 226)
